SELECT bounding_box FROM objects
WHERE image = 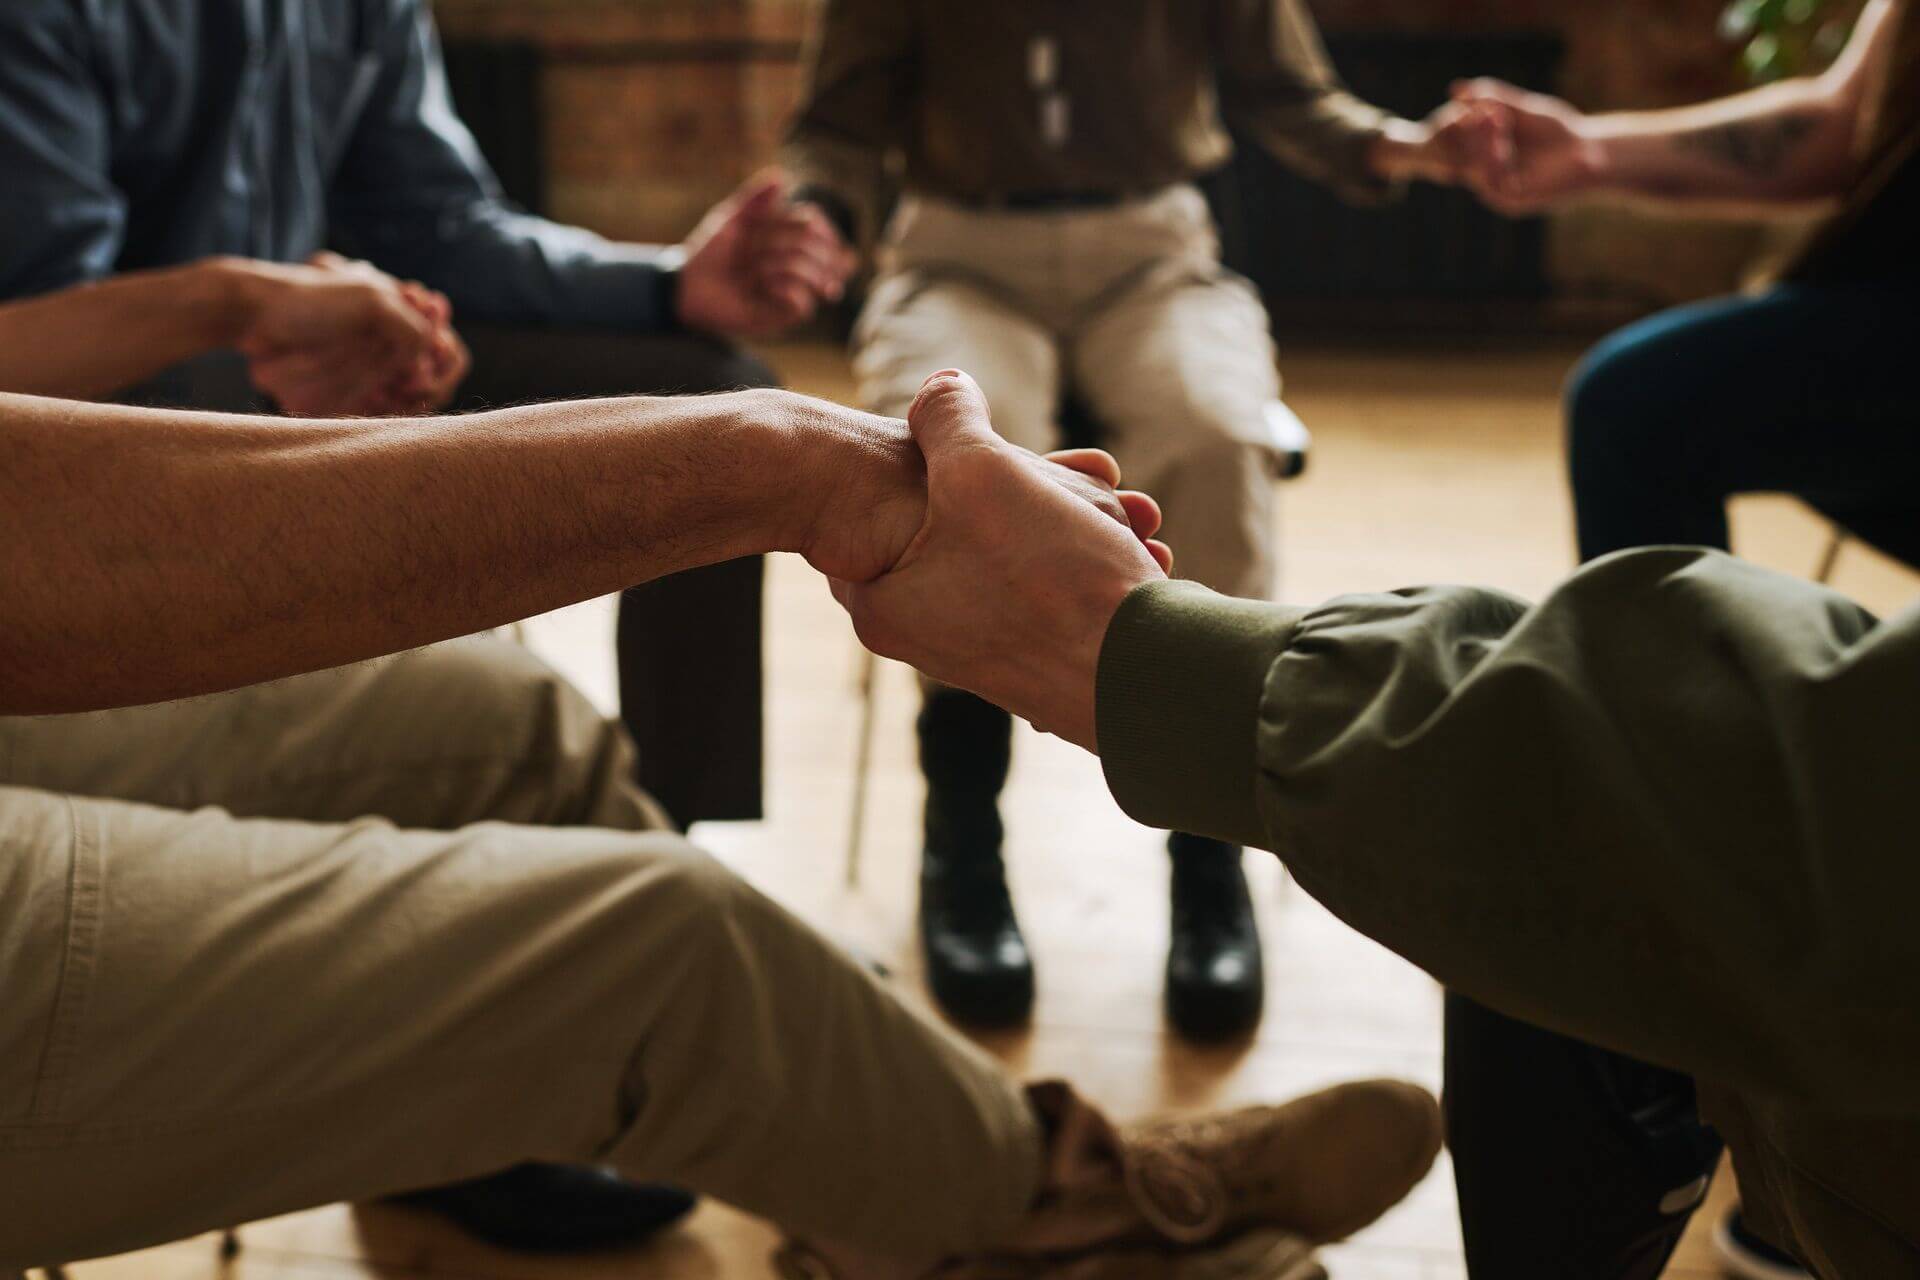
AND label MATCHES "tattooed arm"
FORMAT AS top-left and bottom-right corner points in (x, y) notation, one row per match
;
(1452, 0), (1899, 215)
